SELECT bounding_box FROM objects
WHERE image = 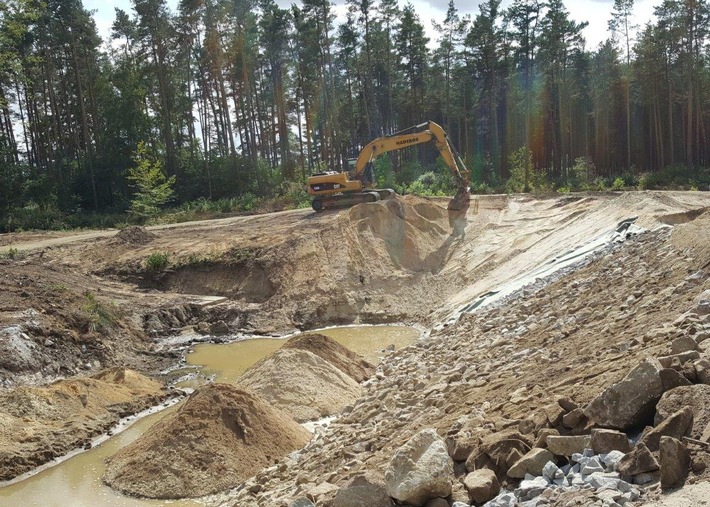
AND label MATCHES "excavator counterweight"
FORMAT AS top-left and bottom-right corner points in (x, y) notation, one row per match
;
(307, 121), (470, 212)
